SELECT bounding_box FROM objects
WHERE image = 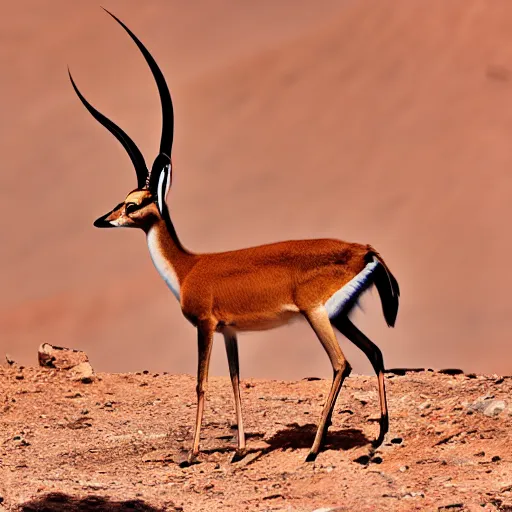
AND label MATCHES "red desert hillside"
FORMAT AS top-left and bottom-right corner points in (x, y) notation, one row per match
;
(1, 1), (511, 380)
